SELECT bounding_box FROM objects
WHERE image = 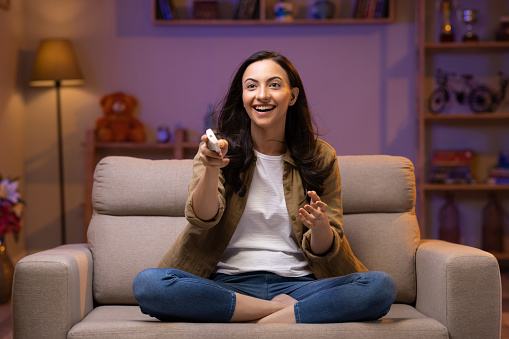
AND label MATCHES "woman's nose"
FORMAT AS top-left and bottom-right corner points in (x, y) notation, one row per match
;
(257, 86), (270, 101)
